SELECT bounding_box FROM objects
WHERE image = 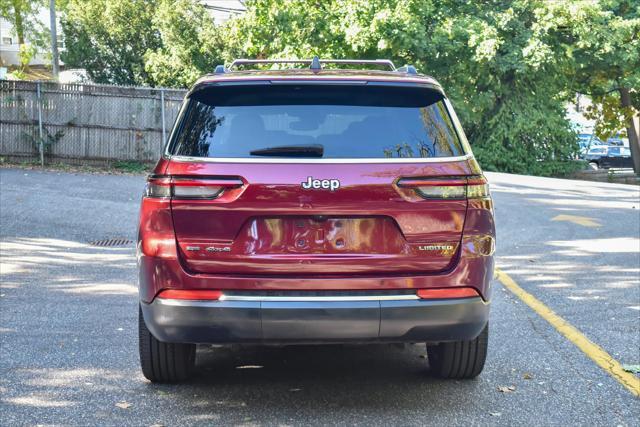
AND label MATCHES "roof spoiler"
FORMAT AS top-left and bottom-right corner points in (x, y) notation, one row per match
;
(213, 56), (419, 74)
